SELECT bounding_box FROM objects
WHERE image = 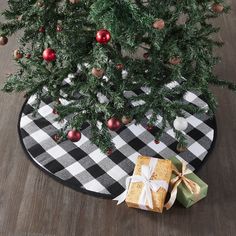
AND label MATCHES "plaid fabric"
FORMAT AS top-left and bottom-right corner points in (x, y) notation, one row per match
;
(19, 87), (216, 198)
